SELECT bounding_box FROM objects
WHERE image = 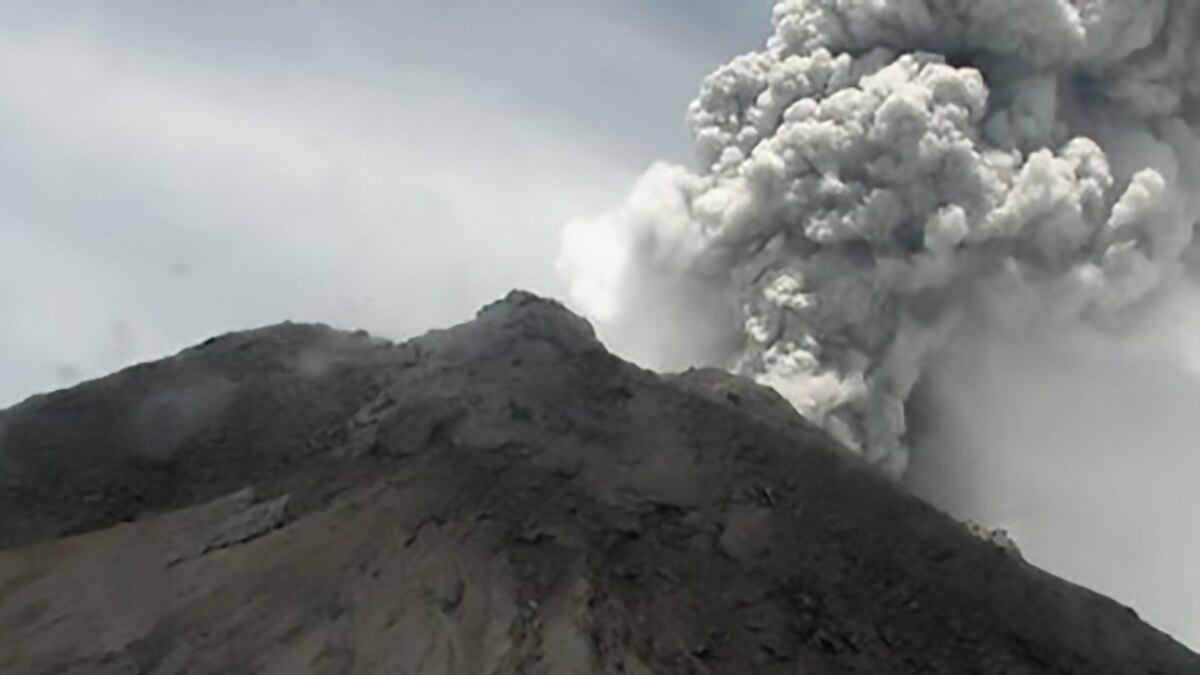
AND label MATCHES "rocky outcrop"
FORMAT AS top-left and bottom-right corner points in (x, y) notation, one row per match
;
(0, 291), (1196, 674)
